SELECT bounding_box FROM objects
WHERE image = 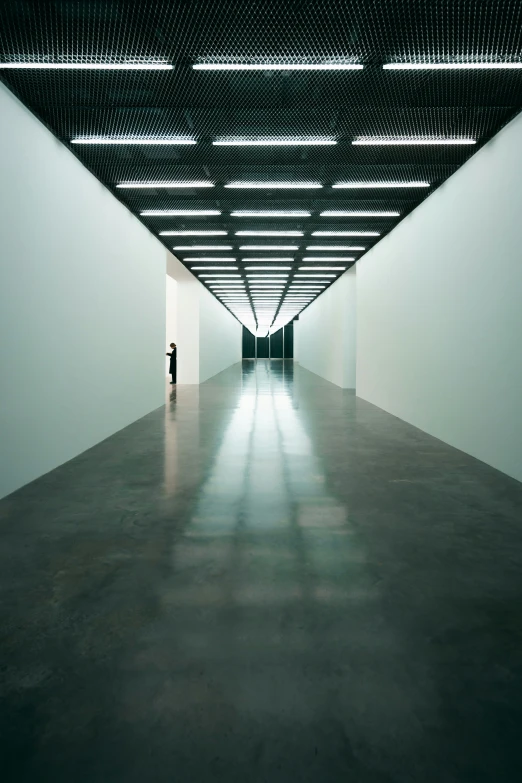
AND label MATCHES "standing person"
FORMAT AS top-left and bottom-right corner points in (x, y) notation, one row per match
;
(166, 342), (177, 384)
